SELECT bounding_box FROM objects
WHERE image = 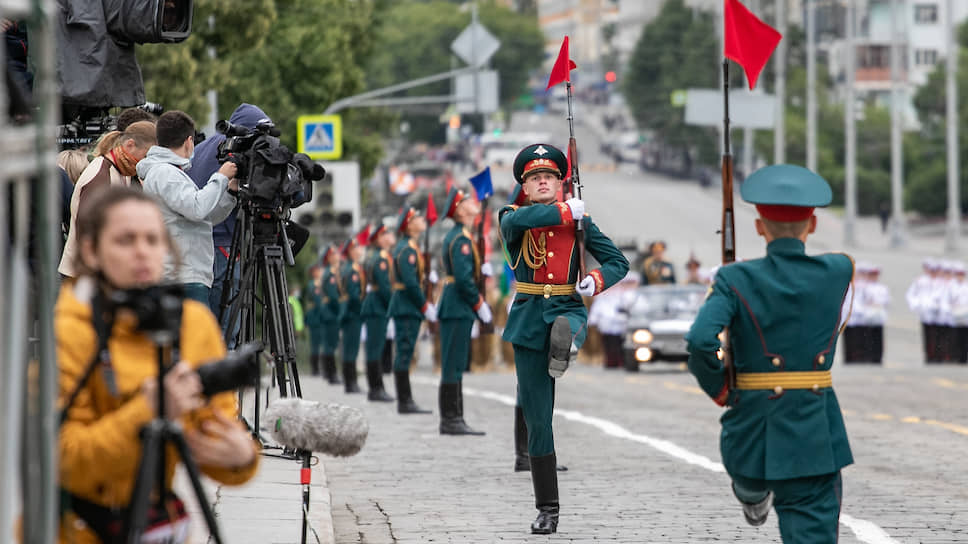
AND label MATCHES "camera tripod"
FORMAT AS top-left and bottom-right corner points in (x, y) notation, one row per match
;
(126, 310), (226, 543)
(218, 199), (302, 445)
